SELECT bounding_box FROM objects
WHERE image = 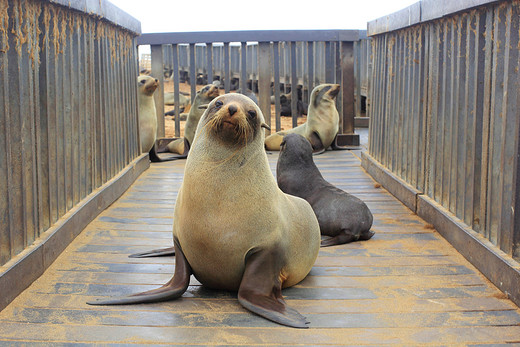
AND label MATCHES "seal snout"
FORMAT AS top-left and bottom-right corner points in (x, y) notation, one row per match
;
(228, 104), (238, 116)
